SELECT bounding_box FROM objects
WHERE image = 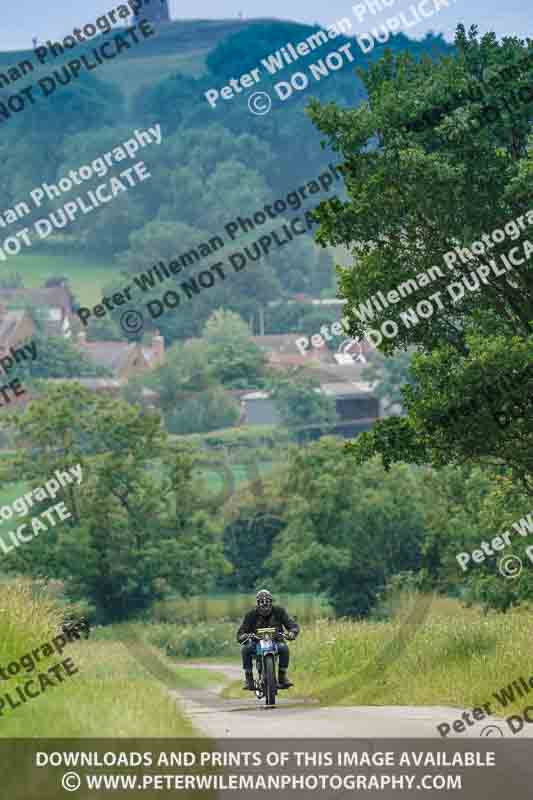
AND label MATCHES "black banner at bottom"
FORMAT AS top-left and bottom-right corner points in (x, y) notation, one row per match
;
(2, 738), (532, 798)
